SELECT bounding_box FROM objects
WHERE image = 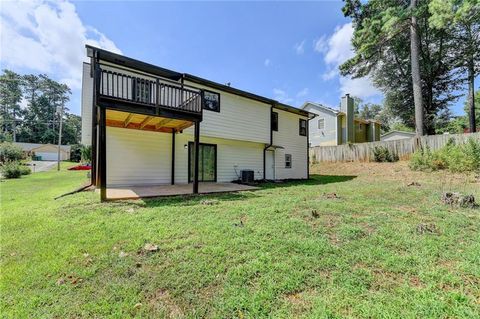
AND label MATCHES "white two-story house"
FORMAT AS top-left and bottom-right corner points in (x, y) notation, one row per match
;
(81, 46), (315, 200)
